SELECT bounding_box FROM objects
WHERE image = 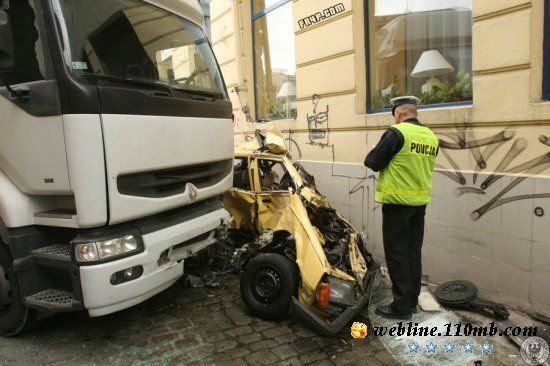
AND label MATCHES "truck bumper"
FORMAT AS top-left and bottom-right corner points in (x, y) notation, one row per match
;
(79, 204), (229, 317)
